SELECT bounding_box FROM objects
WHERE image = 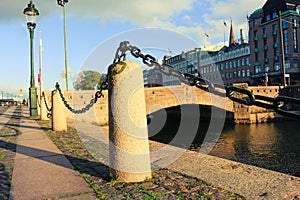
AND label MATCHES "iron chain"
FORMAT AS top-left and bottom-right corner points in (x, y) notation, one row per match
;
(42, 92), (52, 118)
(113, 41), (300, 119)
(42, 92), (52, 112)
(55, 79), (108, 114)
